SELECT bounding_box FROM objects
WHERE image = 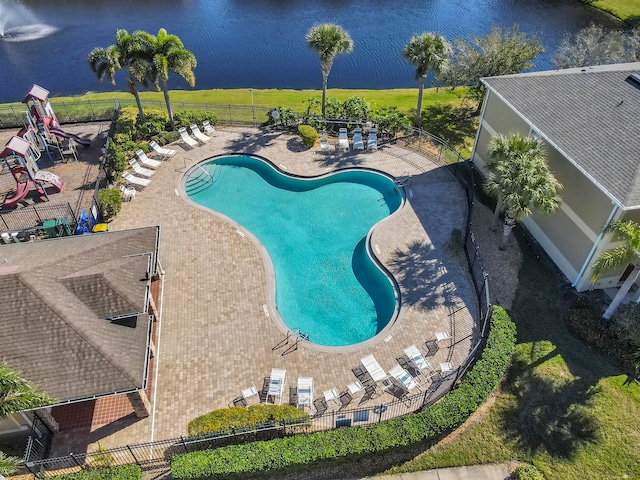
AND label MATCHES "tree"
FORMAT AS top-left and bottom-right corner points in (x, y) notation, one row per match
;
(484, 133), (562, 250)
(88, 29), (151, 122)
(553, 24), (640, 69)
(139, 29), (197, 130)
(402, 33), (451, 126)
(439, 25), (543, 105)
(0, 363), (54, 476)
(306, 24), (353, 117)
(591, 220), (640, 320)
